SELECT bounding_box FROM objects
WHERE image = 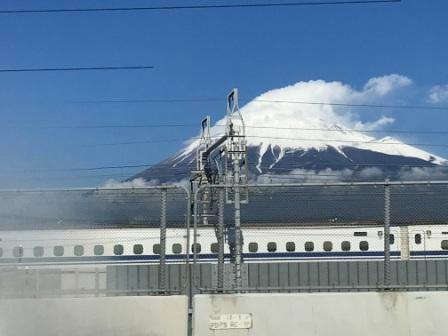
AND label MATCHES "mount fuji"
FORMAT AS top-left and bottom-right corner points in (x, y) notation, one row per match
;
(127, 77), (447, 184)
